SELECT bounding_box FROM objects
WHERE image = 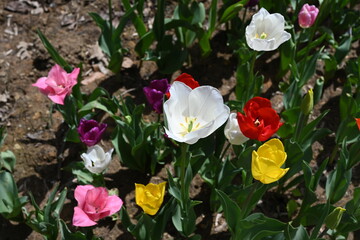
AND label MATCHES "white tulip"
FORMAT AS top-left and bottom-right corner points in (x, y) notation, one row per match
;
(81, 145), (113, 174)
(245, 8), (291, 51)
(224, 113), (248, 145)
(164, 81), (230, 144)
